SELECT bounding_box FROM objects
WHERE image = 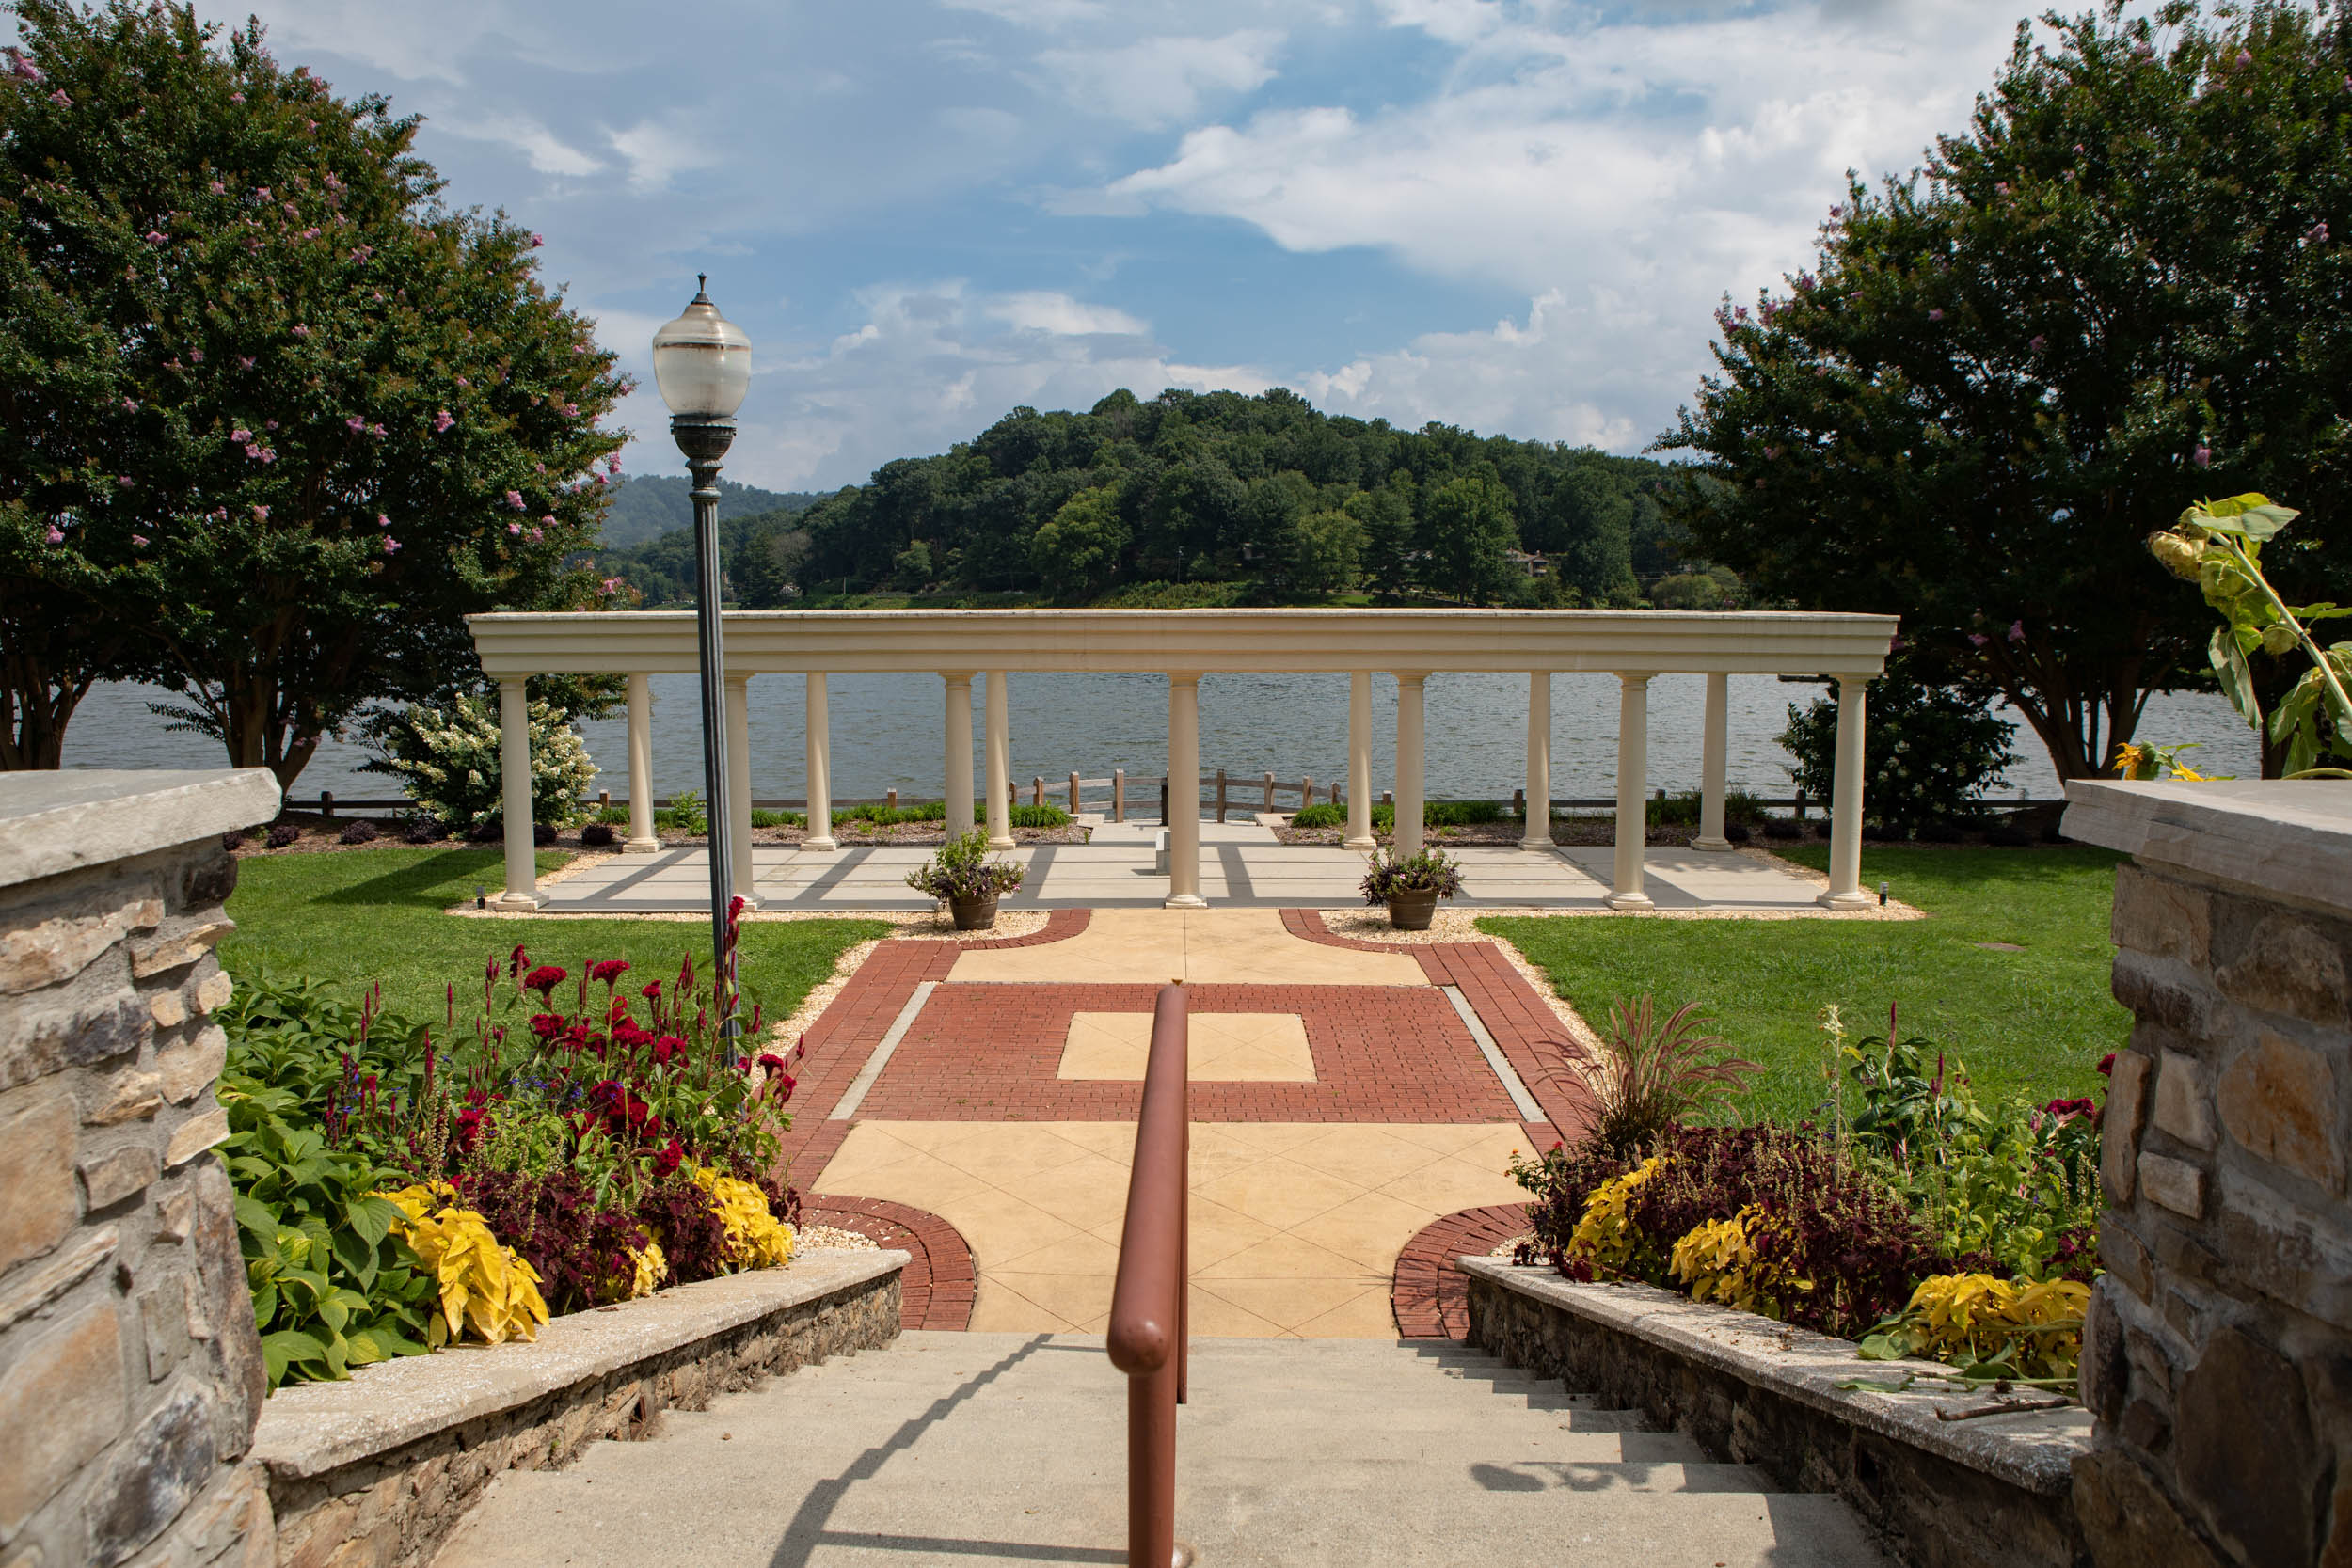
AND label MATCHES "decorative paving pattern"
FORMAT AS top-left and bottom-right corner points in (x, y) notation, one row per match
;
(1057, 1010), (1317, 1082)
(1391, 1203), (1536, 1340)
(795, 1196), (976, 1331)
